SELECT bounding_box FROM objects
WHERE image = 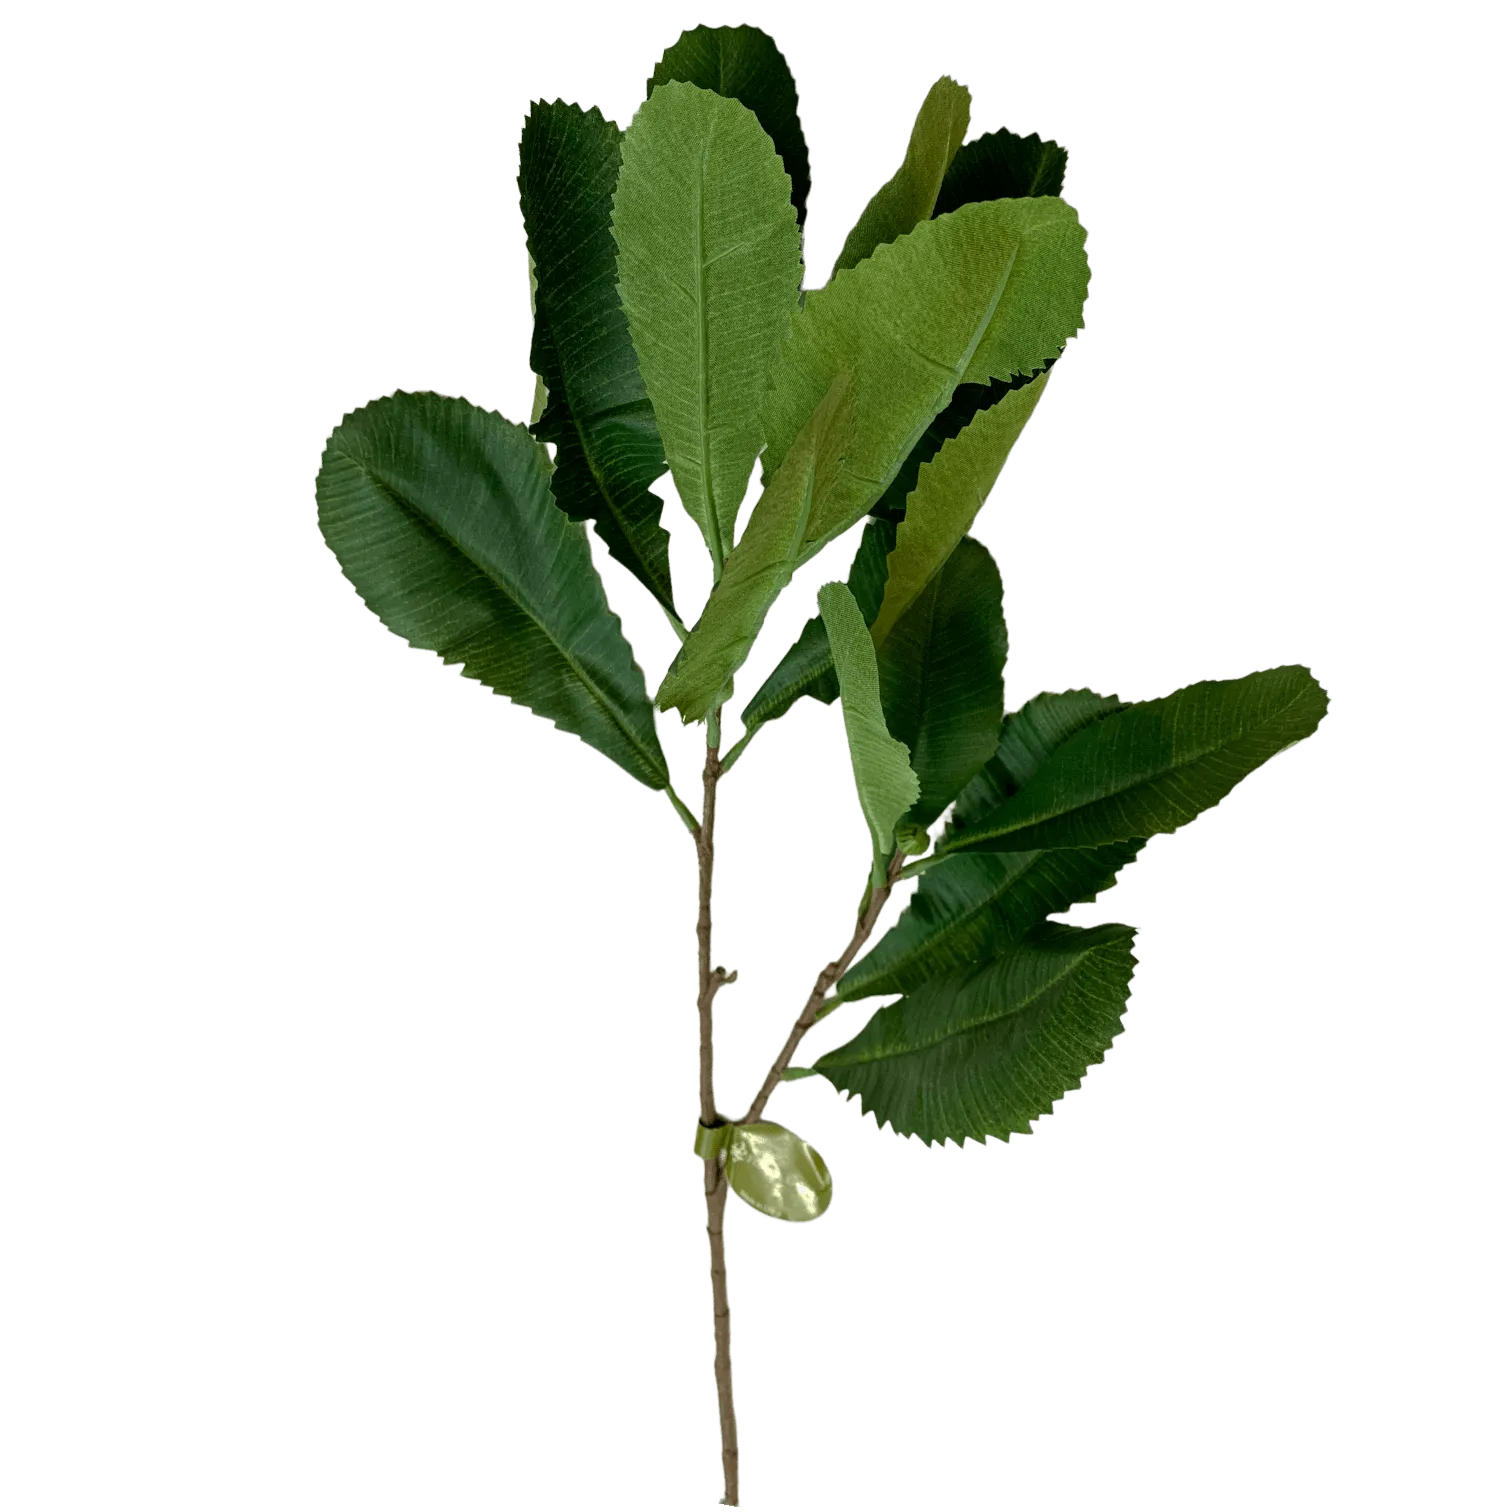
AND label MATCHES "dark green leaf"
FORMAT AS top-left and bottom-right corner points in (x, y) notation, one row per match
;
(316, 392), (668, 789)
(649, 24), (811, 226)
(877, 538), (1005, 828)
(519, 102), (675, 618)
(815, 923), (1137, 1145)
(942, 667), (1329, 855)
(935, 128), (1067, 216)
(949, 689), (1125, 831)
(739, 518), (894, 735)
(841, 844), (1143, 1002)
(840, 691), (1138, 1001)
